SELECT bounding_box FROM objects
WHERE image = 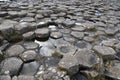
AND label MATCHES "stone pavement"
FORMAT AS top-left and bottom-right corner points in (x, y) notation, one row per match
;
(0, 0), (120, 80)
